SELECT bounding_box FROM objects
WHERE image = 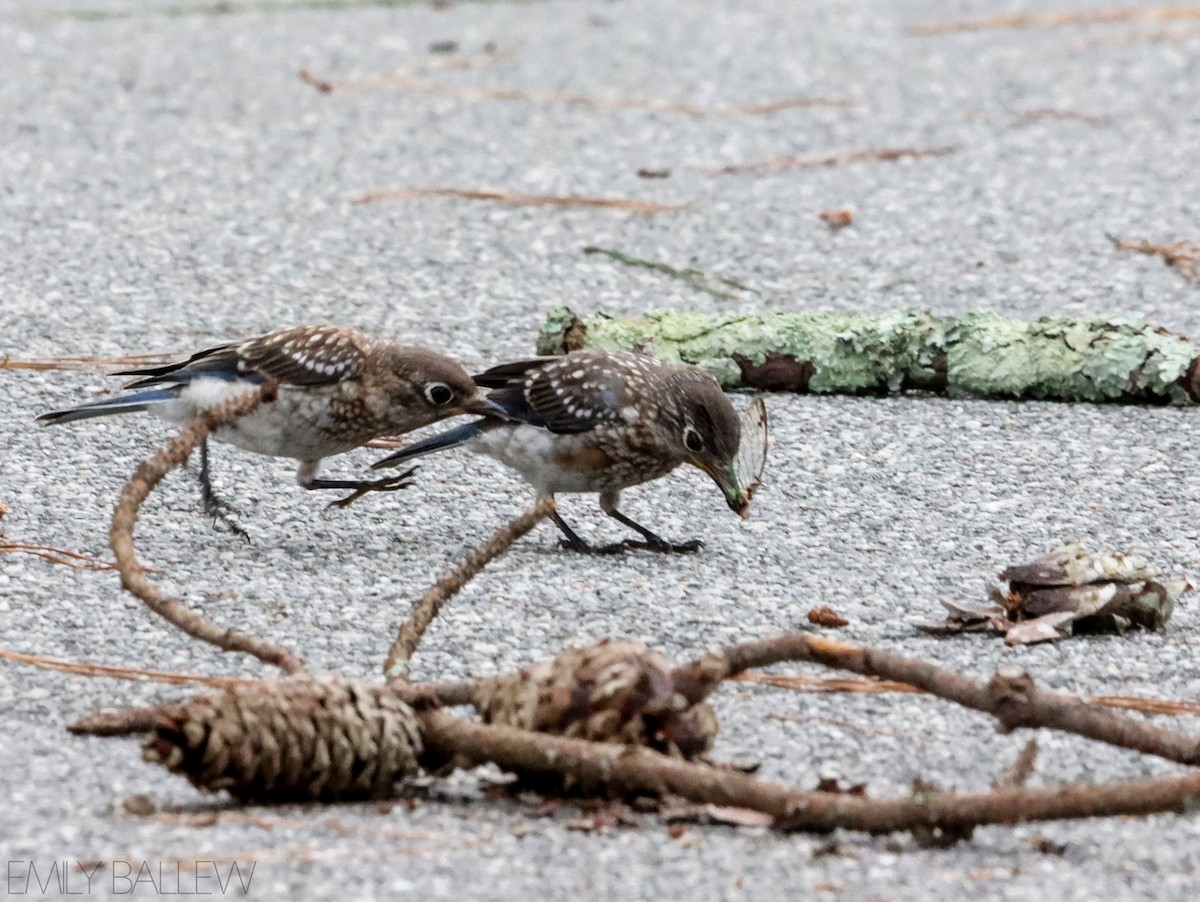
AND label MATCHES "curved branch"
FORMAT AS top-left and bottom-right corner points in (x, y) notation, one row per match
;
(109, 385), (305, 675)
